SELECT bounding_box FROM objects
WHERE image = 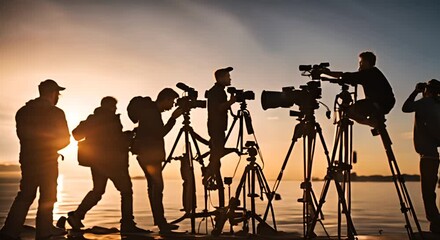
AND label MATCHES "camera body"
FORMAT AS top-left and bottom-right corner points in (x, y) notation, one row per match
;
(176, 96), (206, 110)
(261, 81), (322, 112)
(227, 87), (255, 102)
(299, 62), (330, 80)
(176, 82), (207, 111)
